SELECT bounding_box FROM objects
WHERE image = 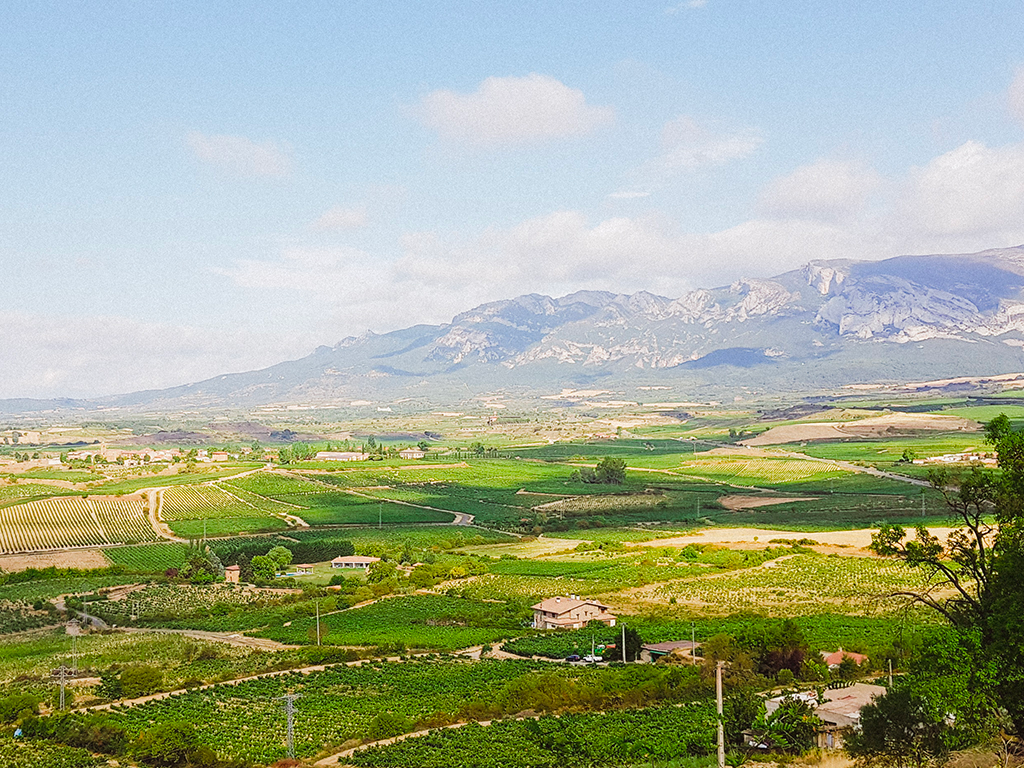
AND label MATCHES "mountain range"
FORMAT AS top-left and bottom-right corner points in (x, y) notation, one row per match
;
(6, 245), (1024, 414)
